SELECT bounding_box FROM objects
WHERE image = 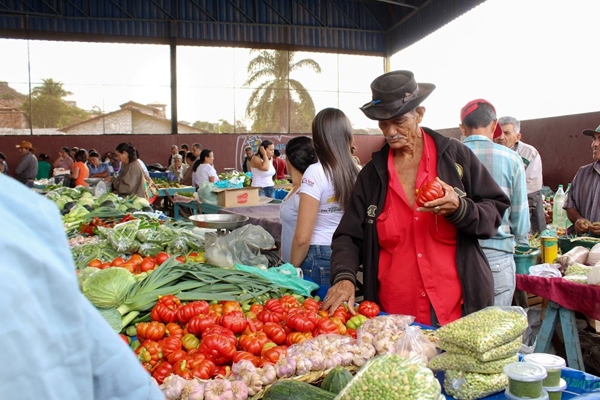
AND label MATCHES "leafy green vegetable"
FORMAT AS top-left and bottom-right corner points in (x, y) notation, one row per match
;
(82, 267), (137, 308)
(77, 266), (101, 289)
